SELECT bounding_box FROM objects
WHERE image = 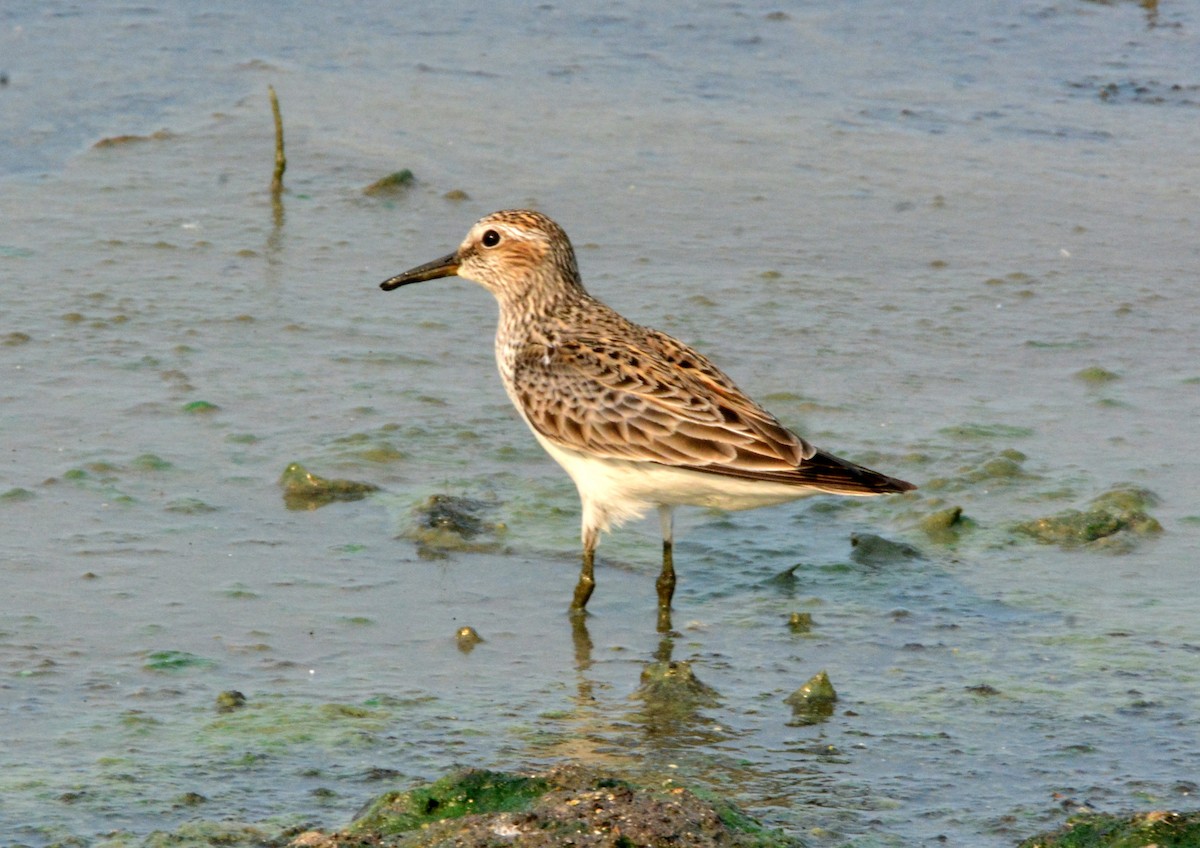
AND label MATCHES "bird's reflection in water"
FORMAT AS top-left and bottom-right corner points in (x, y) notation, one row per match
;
(564, 614), (728, 759)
